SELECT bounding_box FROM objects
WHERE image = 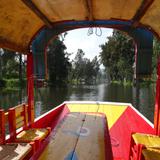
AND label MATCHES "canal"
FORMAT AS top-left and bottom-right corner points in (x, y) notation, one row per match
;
(0, 83), (155, 123)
